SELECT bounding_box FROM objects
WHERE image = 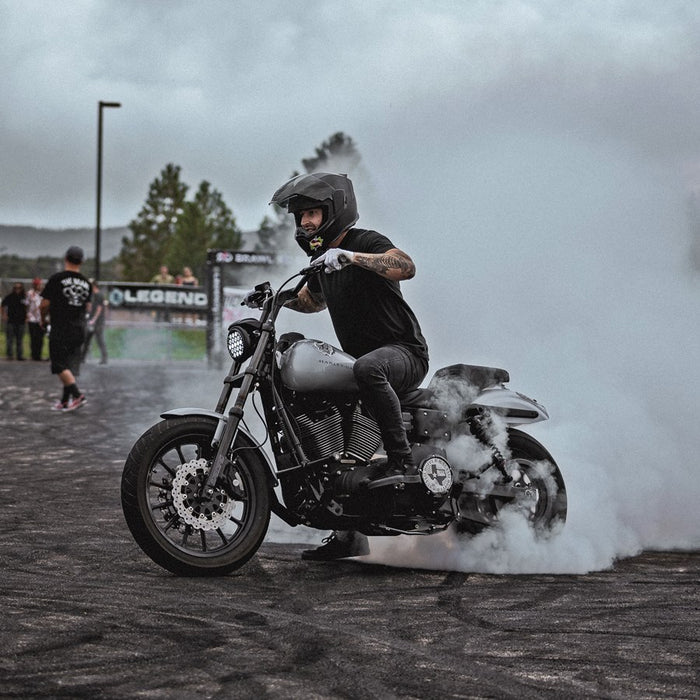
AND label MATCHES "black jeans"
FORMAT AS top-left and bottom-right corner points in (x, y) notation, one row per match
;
(28, 322), (45, 360)
(353, 344), (428, 457)
(5, 322), (25, 359)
